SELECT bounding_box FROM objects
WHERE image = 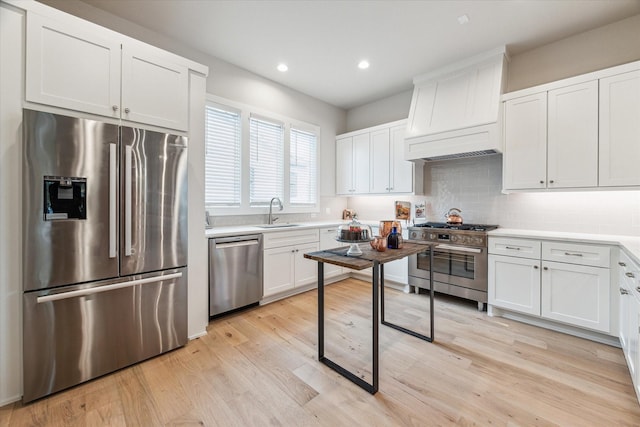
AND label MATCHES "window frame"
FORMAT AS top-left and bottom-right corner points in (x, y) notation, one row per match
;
(204, 94), (320, 216)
